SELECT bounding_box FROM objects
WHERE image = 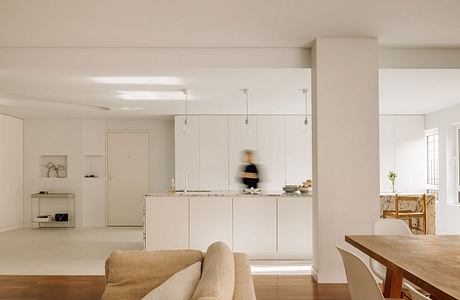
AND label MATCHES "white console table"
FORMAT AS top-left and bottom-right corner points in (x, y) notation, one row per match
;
(31, 193), (75, 228)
